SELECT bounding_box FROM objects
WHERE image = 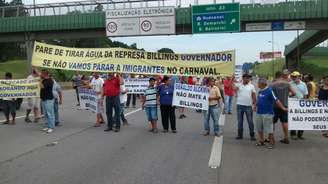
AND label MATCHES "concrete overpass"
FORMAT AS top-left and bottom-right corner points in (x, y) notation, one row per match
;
(285, 30), (328, 71)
